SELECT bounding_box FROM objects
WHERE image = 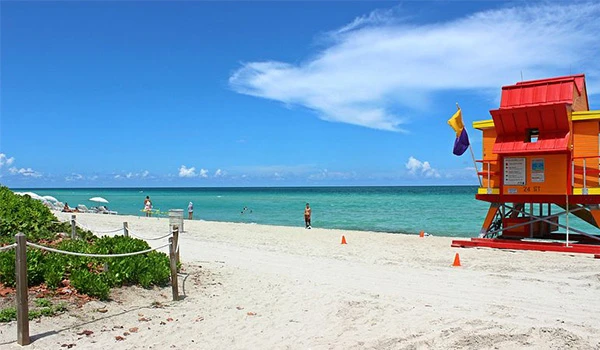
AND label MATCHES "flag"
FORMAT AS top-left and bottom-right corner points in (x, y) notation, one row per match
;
(447, 108), (470, 156)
